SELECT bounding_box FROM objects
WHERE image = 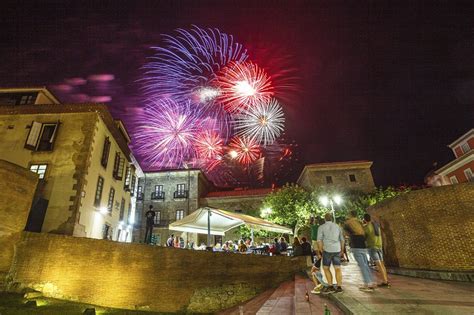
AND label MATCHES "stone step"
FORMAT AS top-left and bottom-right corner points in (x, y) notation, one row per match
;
(256, 278), (295, 315)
